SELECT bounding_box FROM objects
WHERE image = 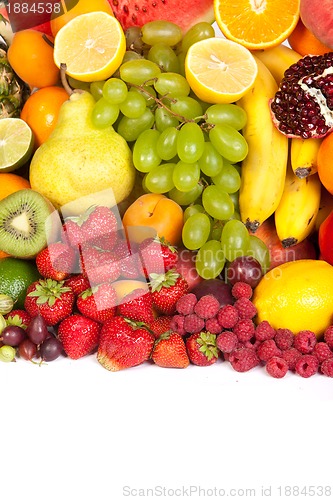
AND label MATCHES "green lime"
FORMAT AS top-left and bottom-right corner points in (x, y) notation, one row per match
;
(0, 118), (34, 172)
(0, 257), (40, 309)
